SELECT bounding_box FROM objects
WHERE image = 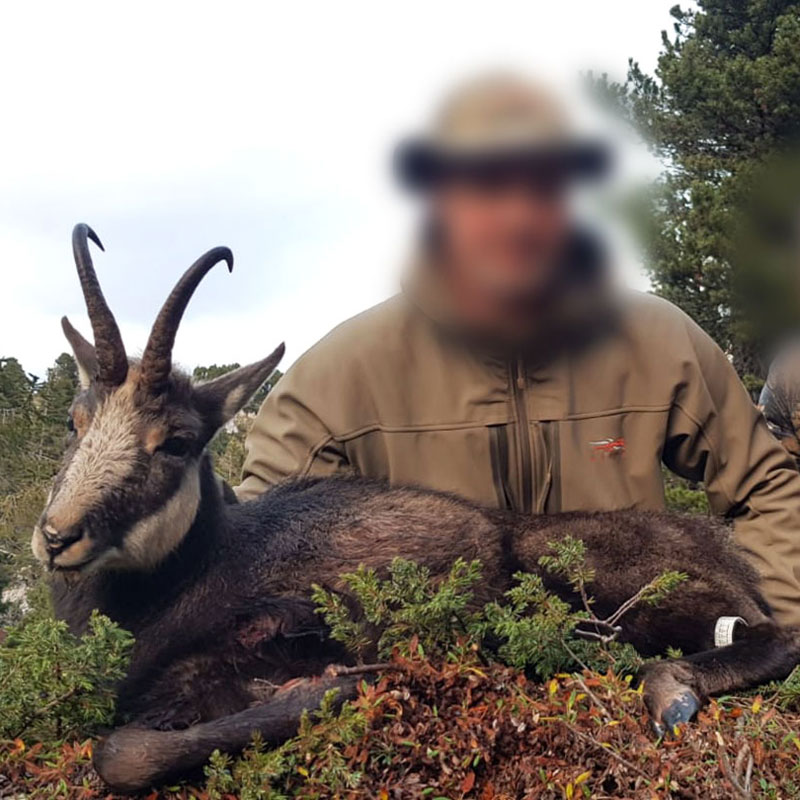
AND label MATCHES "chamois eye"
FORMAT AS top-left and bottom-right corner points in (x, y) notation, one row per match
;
(158, 436), (193, 458)
(66, 415), (75, 433)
